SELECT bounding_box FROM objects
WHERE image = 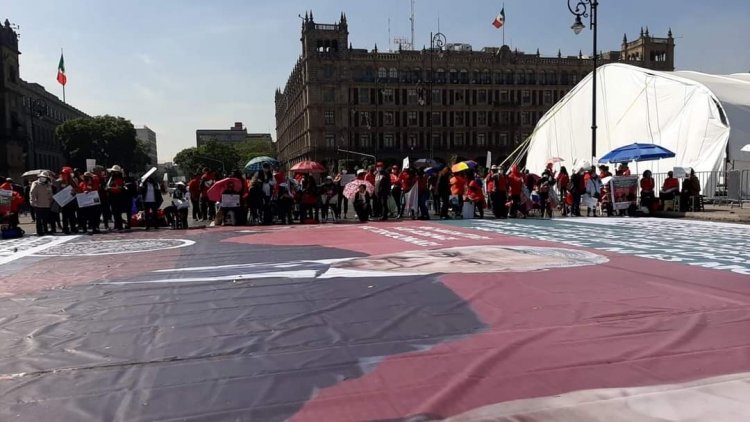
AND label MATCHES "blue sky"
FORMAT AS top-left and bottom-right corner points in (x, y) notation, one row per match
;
(3, 0), (749, 162)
